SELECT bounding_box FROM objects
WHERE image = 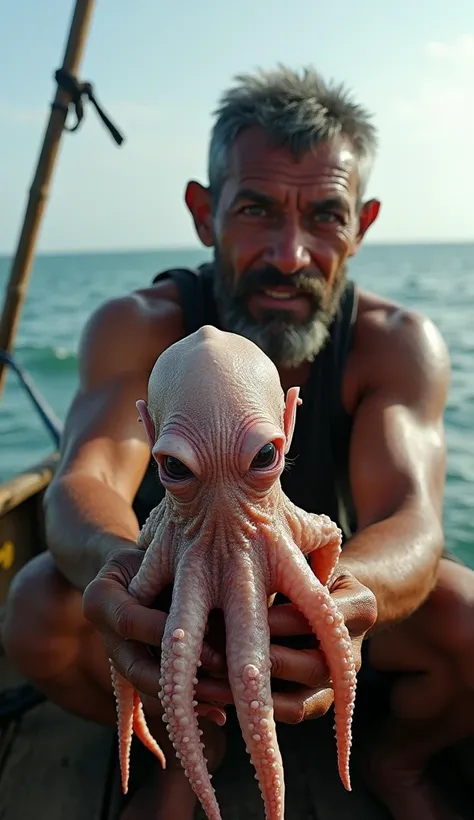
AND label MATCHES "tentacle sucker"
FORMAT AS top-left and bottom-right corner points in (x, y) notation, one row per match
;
(158, 566), (222, 820)
(273, 532), (356, 790)
(224, 560), (284, 820)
